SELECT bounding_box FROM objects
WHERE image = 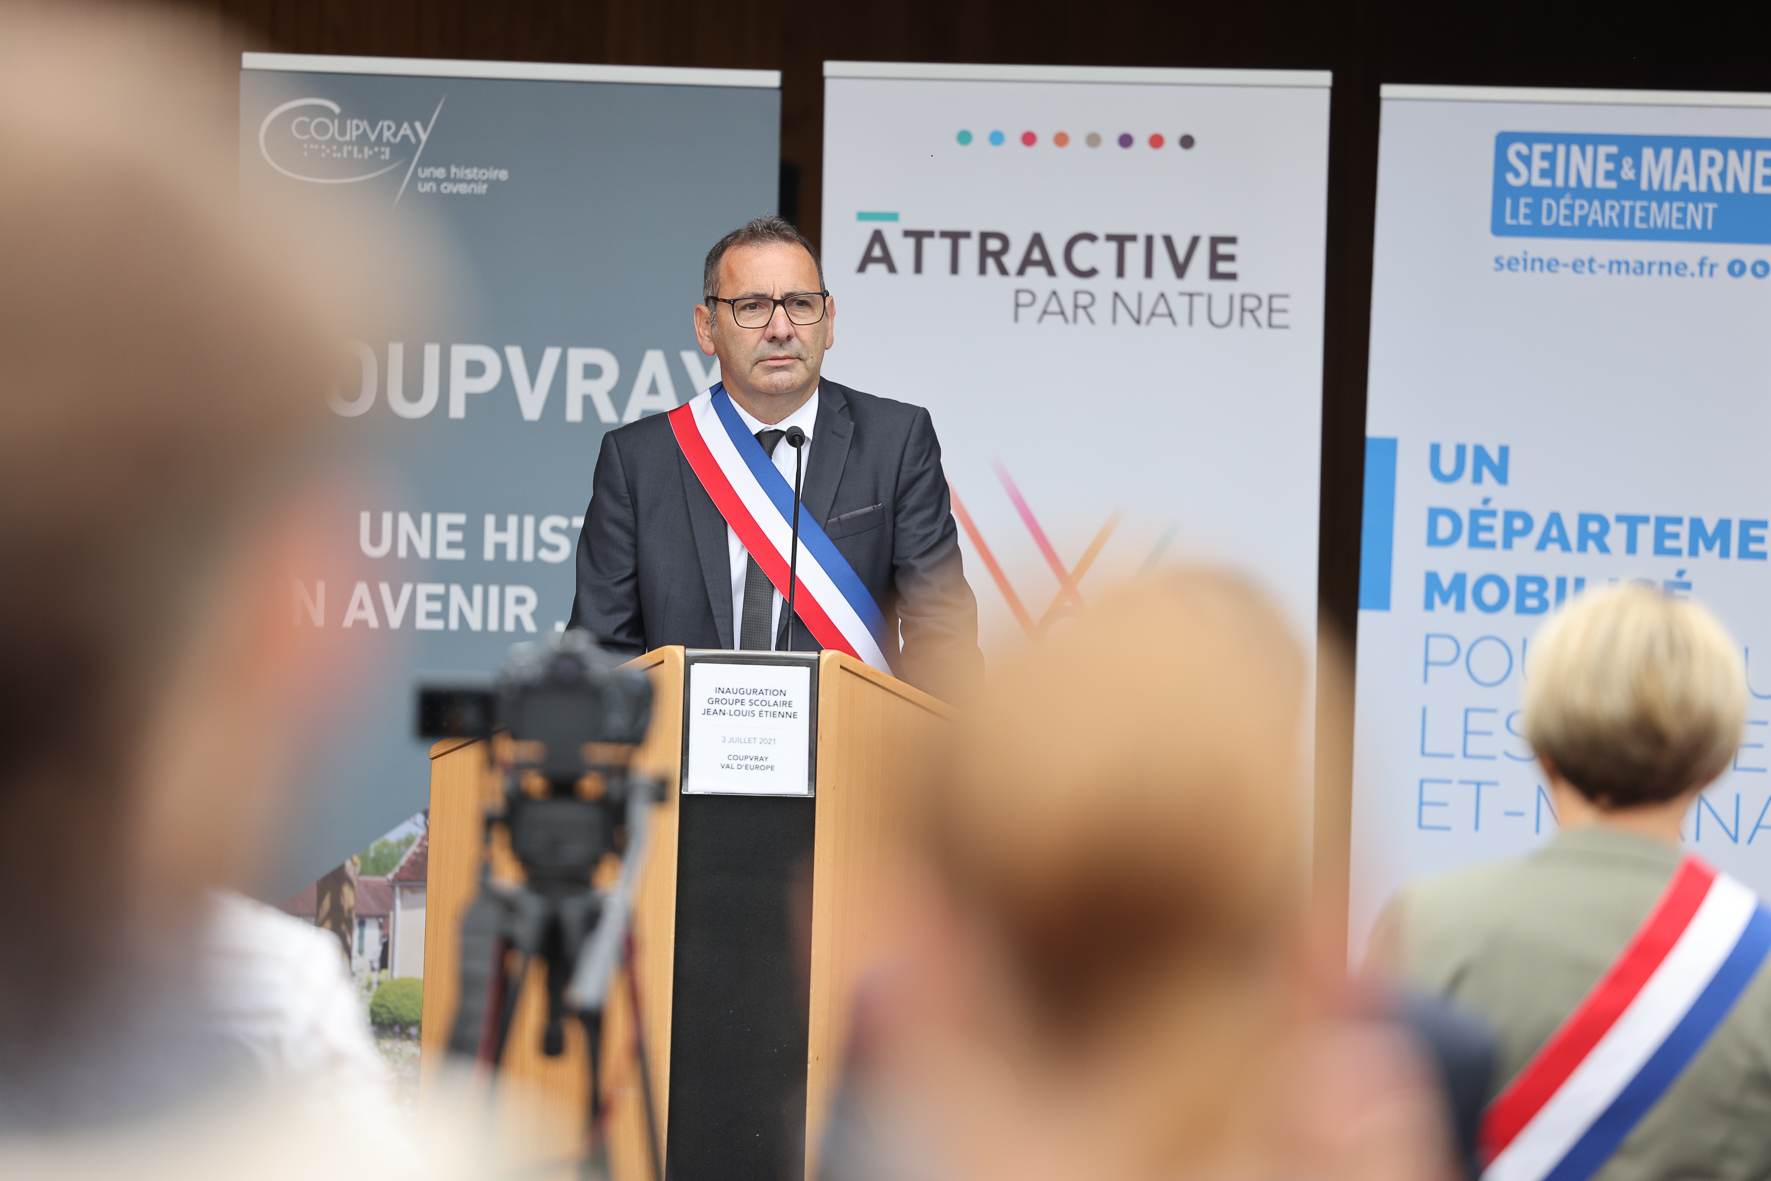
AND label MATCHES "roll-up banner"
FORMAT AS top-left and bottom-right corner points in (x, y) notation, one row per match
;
(239, 55), (781, 902)
(821, 63), (1330, 665)
(1353, 83), (1771, 952)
